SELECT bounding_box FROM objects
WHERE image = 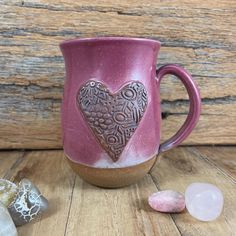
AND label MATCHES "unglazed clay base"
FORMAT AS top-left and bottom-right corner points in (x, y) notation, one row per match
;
(66, 155), (157, 188)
